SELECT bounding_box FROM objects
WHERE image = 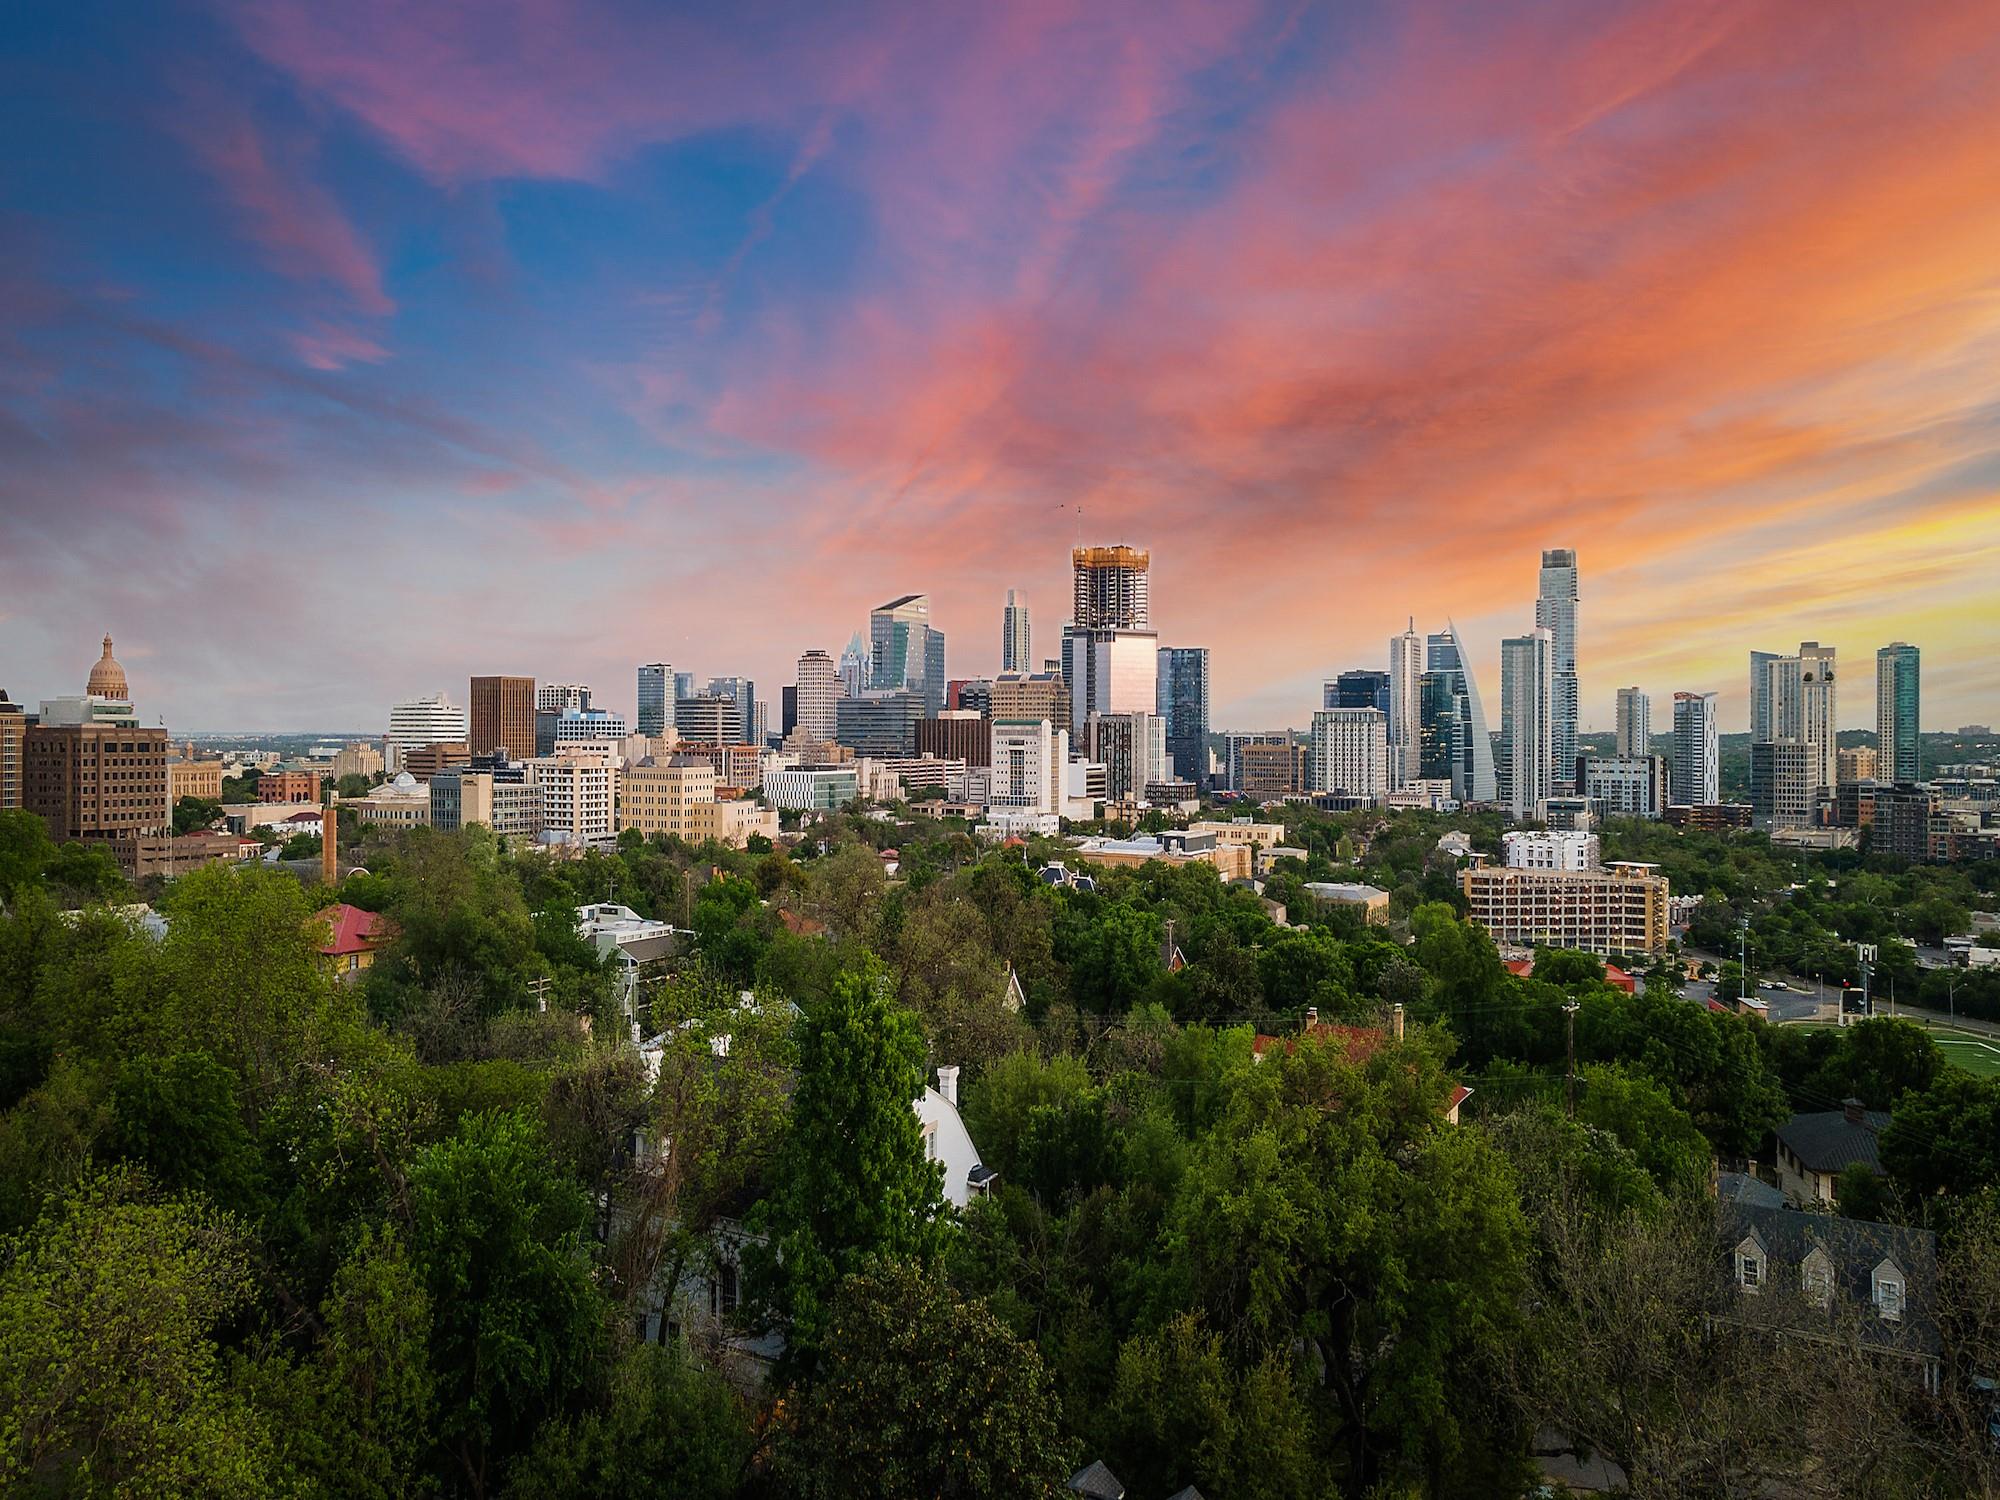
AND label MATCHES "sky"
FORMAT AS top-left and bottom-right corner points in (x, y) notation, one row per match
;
(3, 0), (1998, 734)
